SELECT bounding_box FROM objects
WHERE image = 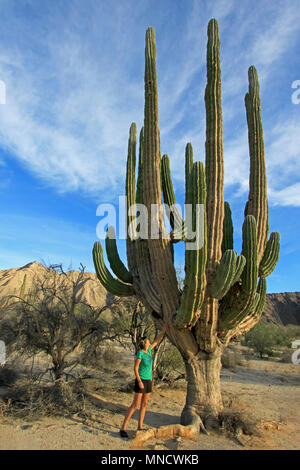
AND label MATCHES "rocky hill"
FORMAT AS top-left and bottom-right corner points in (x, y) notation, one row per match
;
(263, 292), (300, 326)
(0, 261), (299, 326)
(0, 261), (108, 309)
